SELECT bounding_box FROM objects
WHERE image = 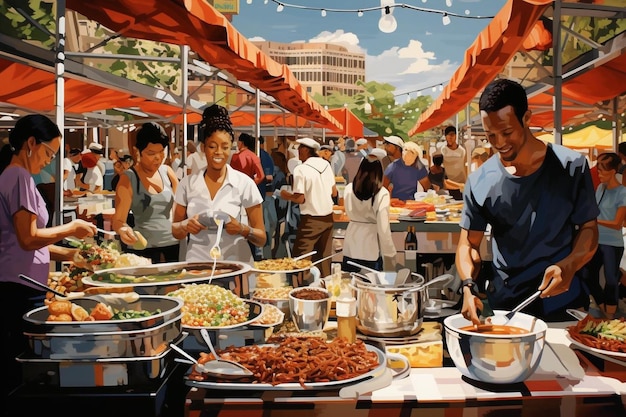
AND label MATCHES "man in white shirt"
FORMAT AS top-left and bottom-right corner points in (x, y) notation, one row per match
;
(63, 148), (82, 191)
(440, 126), (467, 184)
(187, 141), (207, 175)
(280, 137), (338, 277)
